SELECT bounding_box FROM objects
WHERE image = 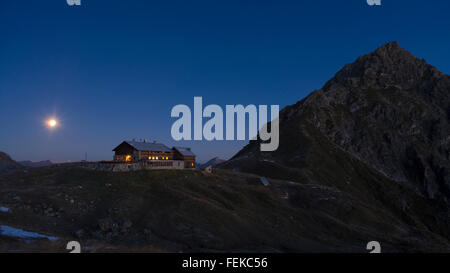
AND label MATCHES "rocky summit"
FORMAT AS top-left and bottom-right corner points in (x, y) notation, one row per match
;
(226, 42), (450, 201)
(318, 41), (450, 199)
(221, 42), (450, 250)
